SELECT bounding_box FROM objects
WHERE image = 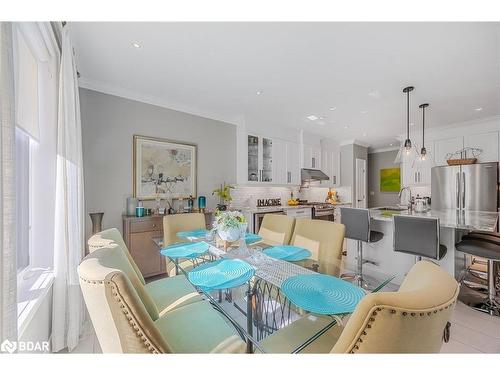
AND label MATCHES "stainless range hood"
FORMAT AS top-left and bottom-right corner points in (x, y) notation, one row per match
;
(301, 168), (330, 182)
